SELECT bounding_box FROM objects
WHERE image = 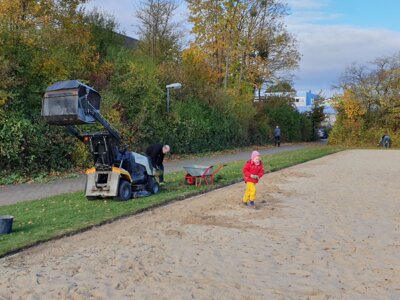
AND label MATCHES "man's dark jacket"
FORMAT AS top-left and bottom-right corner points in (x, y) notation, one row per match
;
(145, 144), (165, 168)
(274, 127), (281, 137)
